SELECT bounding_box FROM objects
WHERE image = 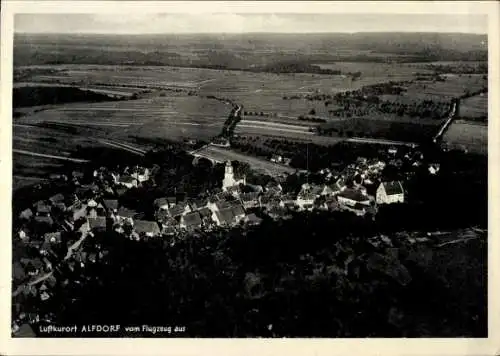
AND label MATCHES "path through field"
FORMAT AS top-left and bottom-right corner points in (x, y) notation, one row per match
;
(13, 149), (90, 163)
